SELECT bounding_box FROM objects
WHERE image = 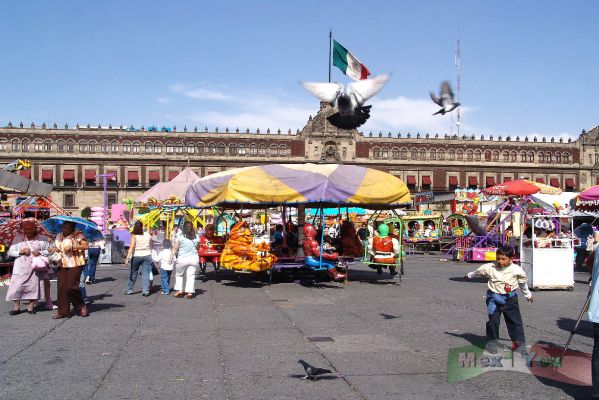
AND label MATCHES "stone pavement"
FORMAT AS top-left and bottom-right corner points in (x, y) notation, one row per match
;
(0, 255), (594, 399)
